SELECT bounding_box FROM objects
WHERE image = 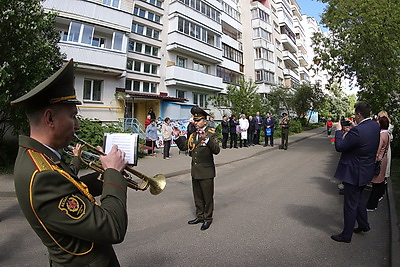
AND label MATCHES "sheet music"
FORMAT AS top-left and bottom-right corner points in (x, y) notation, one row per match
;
(104, 133), (139, 165)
